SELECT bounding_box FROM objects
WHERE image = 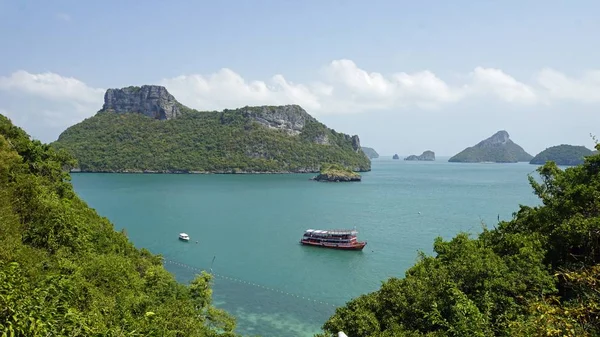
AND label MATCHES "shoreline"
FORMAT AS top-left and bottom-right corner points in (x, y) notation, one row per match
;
(69, 168), (371, 175)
